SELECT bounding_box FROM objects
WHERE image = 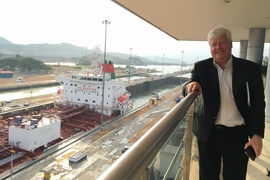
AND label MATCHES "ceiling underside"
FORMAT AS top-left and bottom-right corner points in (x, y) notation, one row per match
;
(112, 0), (270, 43)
